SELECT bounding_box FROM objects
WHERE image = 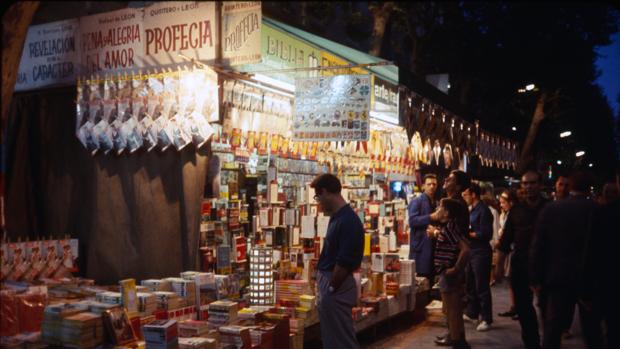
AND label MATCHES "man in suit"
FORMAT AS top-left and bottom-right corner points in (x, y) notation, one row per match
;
(530, 170), (597, 349)
(408, 173), (438, 283)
